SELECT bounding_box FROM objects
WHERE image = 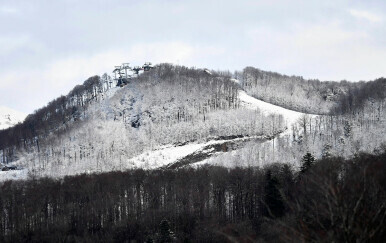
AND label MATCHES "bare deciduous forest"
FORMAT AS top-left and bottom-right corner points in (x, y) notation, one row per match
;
(0, 151), (385, 242)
